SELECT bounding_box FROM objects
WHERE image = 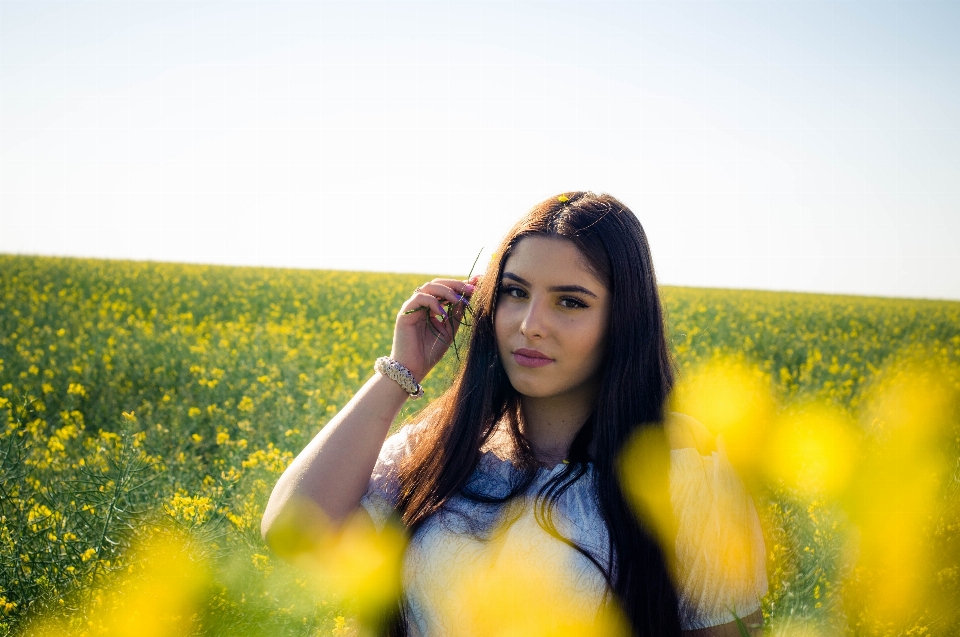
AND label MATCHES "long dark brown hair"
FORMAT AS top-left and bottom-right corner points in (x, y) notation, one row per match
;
(387, 191), (680, 636)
